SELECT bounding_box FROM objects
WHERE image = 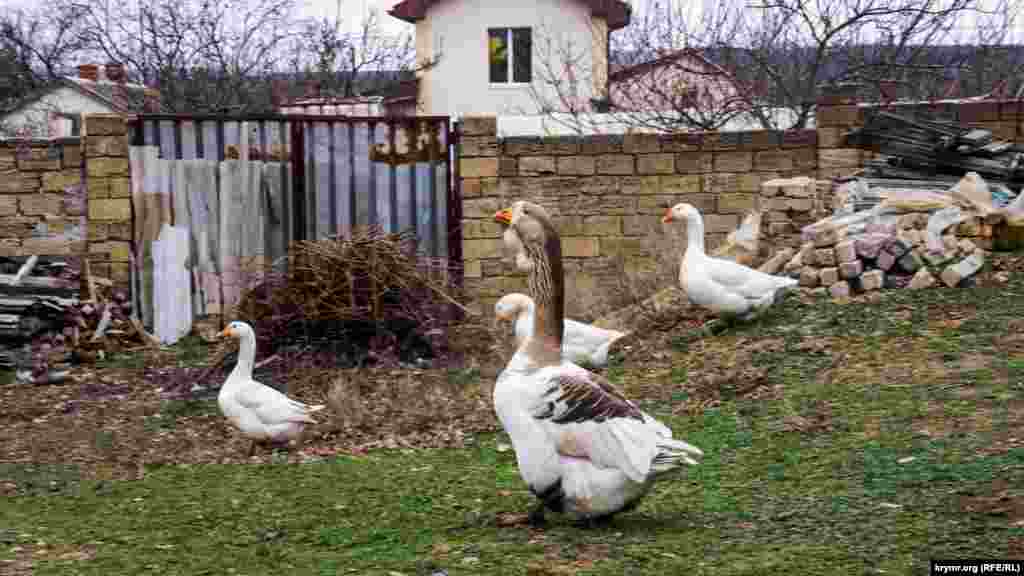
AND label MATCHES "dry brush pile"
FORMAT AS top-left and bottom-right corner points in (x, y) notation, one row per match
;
(202, 225), (480, 382)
